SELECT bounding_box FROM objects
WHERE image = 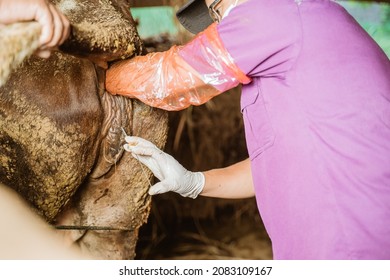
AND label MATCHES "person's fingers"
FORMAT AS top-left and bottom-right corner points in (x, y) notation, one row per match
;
(35, 2), (55, 47)
(0, 1), (26, 24)
(125, 136), (155, 147)
(0, 0), (69, 57)
(124, 137), (143, 152)
(34, 49), (51, 58)
(149, 181), (171, 195)
(42, 4), (64, 48)
(124, 136), (161, 156)
(124, 144), (132, 152)
(58, 11), (70, 45)
(132, 153), (158, 171)
(36, 2), (54, 46)
(125, 136), (139, 143)
(131, 153), (165, 181)
(127, 145), (155, 156)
